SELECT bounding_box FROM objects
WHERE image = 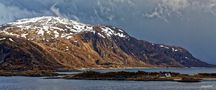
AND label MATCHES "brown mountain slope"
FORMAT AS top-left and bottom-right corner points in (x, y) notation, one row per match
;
(0, 36), (62, 70)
